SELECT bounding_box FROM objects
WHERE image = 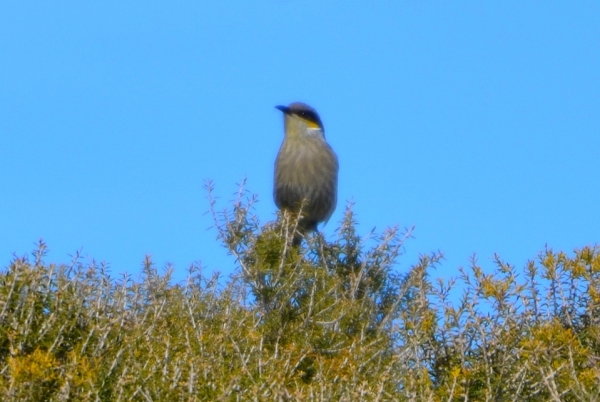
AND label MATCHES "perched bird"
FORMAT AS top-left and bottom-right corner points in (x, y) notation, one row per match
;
(274, 102), (339, 244)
